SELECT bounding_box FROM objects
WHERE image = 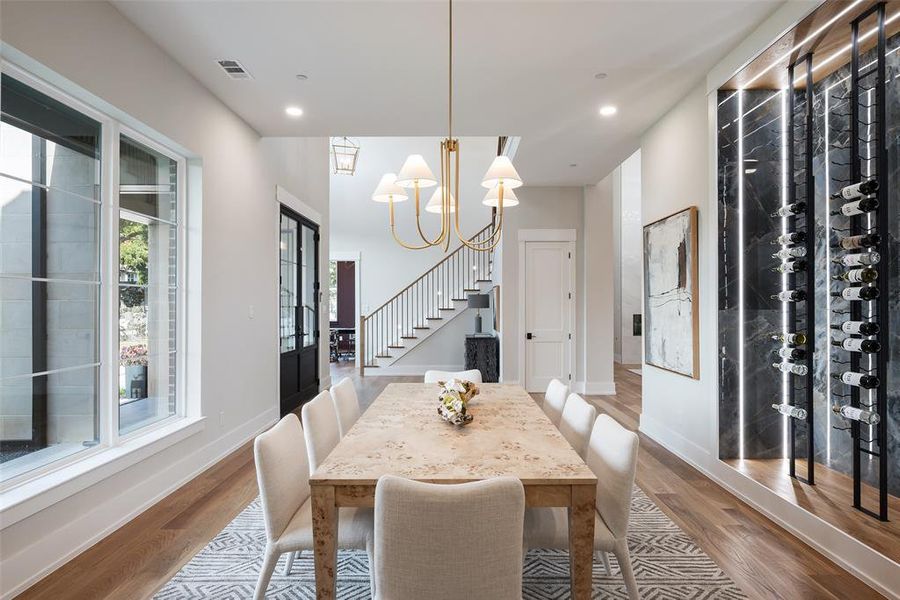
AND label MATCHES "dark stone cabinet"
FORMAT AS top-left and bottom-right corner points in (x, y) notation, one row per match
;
(465, 335), (499, 383)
